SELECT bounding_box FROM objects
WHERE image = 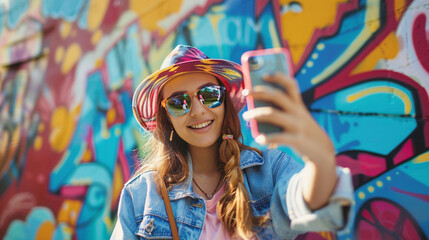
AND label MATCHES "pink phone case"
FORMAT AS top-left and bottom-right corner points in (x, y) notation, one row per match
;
(241, 48), (294, 138)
